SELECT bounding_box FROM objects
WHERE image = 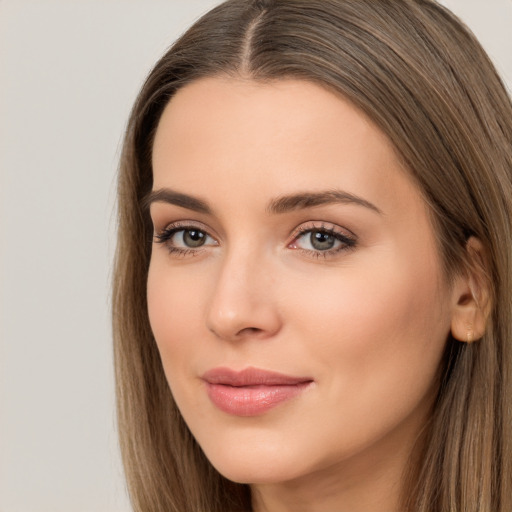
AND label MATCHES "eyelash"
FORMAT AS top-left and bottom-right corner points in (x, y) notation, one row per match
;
(154, 221), (357, 259)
